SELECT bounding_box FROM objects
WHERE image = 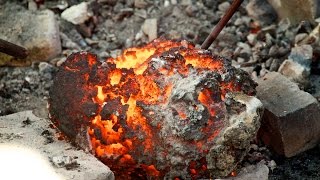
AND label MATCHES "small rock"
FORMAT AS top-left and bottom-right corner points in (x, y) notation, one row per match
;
(260, 68), (269, 77)
(171, 0), (177, 5)
(218, 2), (230, 13)
(99, 51), (110, 59)
(135, 30), (144, 41)
(295, 33), (309, 45)
(249, 144), (259, 151)
(60, 32), (81, 50)
(235, 162), (269, 180)
(278, 60), (310, 87)
(110, 49), (122, 58)
(51, 155), (78, 168)
(237, 42), (252, 58)
(257, 72), (320, 157)
(135, 9), (147, 18)
(44, 0), (69, 10)
(289, 45), (313, 68)
(85, 38), (99, 46)
(38, 62), (53, 74)
(141, 18), (157, 41)
(61, 2), (92, 25)
(237, 57), (245, 63)
(185, 5), (198, 17)
(172, 6), (184, 18)
(265, 33), (274, 47)
(268, 45), (278, 57)
(97, 0), (117, 6)
(164, 0), (170, 7)
(181, 0), (192, 6)
(28, 0), (37, 11)
(247, 34), (257, 45)
(168, 30), (182, 39)
(279, 45), (313, 87)
(277, 18), (291, 33)
(265, 58), (273, 68)
(246, 0), (277, 25)
(299, 24), (320, 46)
(134, 0), (148, 8)
(203, 0), (216, 8)
(52, 57), (66, 67)
(267, 160), (277, 171)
